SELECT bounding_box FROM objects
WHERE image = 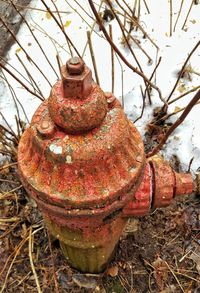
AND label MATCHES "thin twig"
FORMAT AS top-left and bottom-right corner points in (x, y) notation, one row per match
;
(67, 0), (94, 21)
(167, 40), (200, 102)
(106, 0), (143, 73)
(142, 0), (150, 14)
(134, 85), (146, 123)
(47, 230), (59, 293)
(29, 227), (42, 293)
(164, 261), (184, 292)
(12, 272), (32, 289)
(169, 0), (173, 36)
(158, 99), (200, 122)
(121, 0), (133, 15)
(0, 221), (20, 239)
(81, 0), (103, 58)
(116, 54), (124, 108)
(0, 178), (19, 185)
(0, 112), (19, 142)
(64, 0), (96, 29)
(137, 0), (141, 21)
(182, 0), (194, 30)
(0, 217), (20, 223)
(0, 226), (43, 292)
(0, 123), (17, 141)
(15, 115), (21, 139)
(133, 0), (138, 17)
(0, 236), (28, 293)
(51, 0), (73, 57)
(109, 25), (115, 93)
(56, 54), (62, 77)
(0, 185), (23, 200)
(1, 72), (20, 125)
(144, 56), (162, 104)
(30, 19), (70, 55)
(0, 56), (42, 96)
(187, 157), (194, 172)
(169, 85), (200, 105)
(1, 73), (30, 124)
(123, 24), (152, 62)
(87, 31), (100, 85)
(15, 53), (44, 98)
(0, 0), (71, 14)
(173, 0), (184, 32)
